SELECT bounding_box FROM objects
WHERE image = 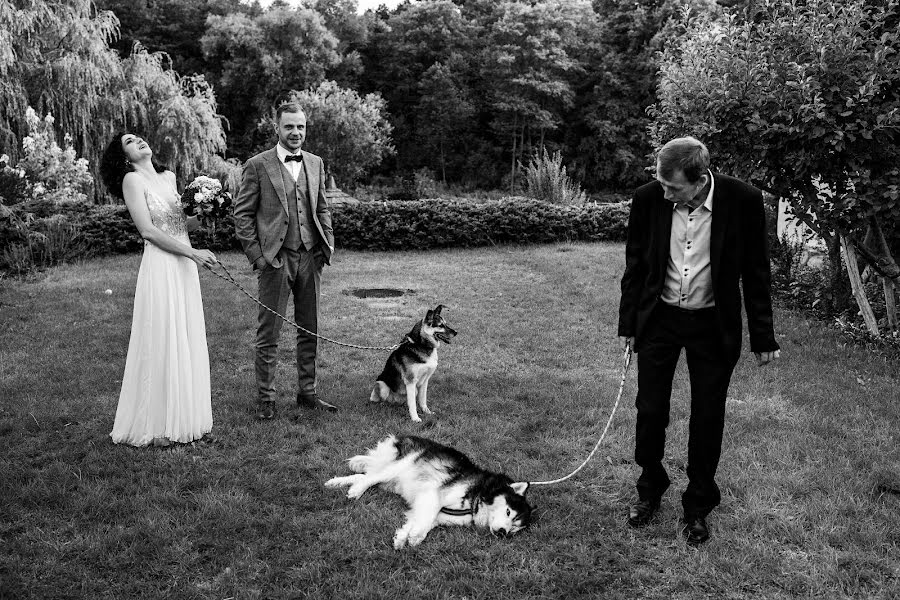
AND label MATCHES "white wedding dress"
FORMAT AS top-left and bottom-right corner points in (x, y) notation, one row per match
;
(111, 177), (213, 446)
